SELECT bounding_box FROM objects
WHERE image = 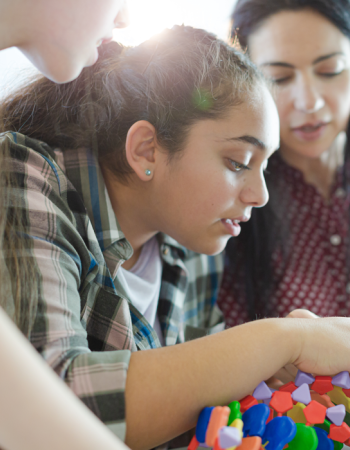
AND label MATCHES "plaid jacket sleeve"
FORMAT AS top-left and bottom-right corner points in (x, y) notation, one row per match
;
(2, 132), (131, 440)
